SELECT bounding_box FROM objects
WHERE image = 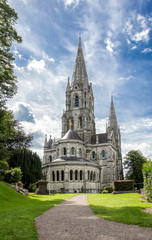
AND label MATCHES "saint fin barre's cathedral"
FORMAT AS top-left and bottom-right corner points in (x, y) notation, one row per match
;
(42, 37), (123, 193)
